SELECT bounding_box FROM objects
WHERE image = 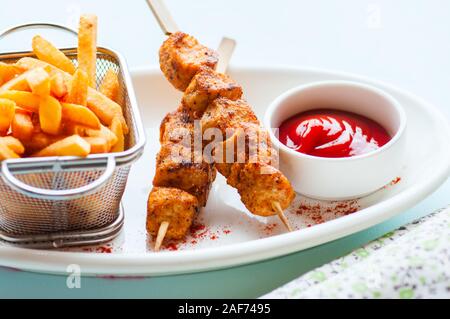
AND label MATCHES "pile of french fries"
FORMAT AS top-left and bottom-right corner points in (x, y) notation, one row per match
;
(0, 14), (127, 161)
